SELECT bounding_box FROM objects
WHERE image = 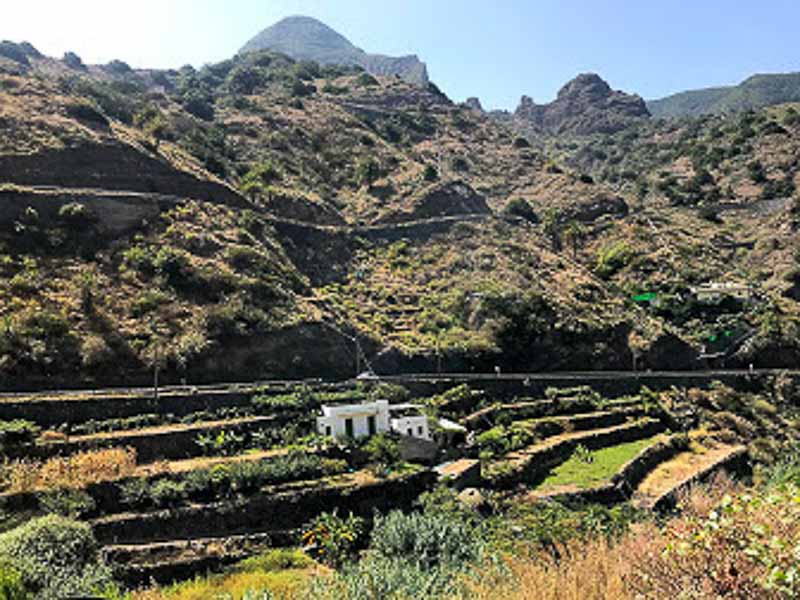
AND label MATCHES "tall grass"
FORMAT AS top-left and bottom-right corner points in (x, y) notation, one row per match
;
(2, 447), (137, 493)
